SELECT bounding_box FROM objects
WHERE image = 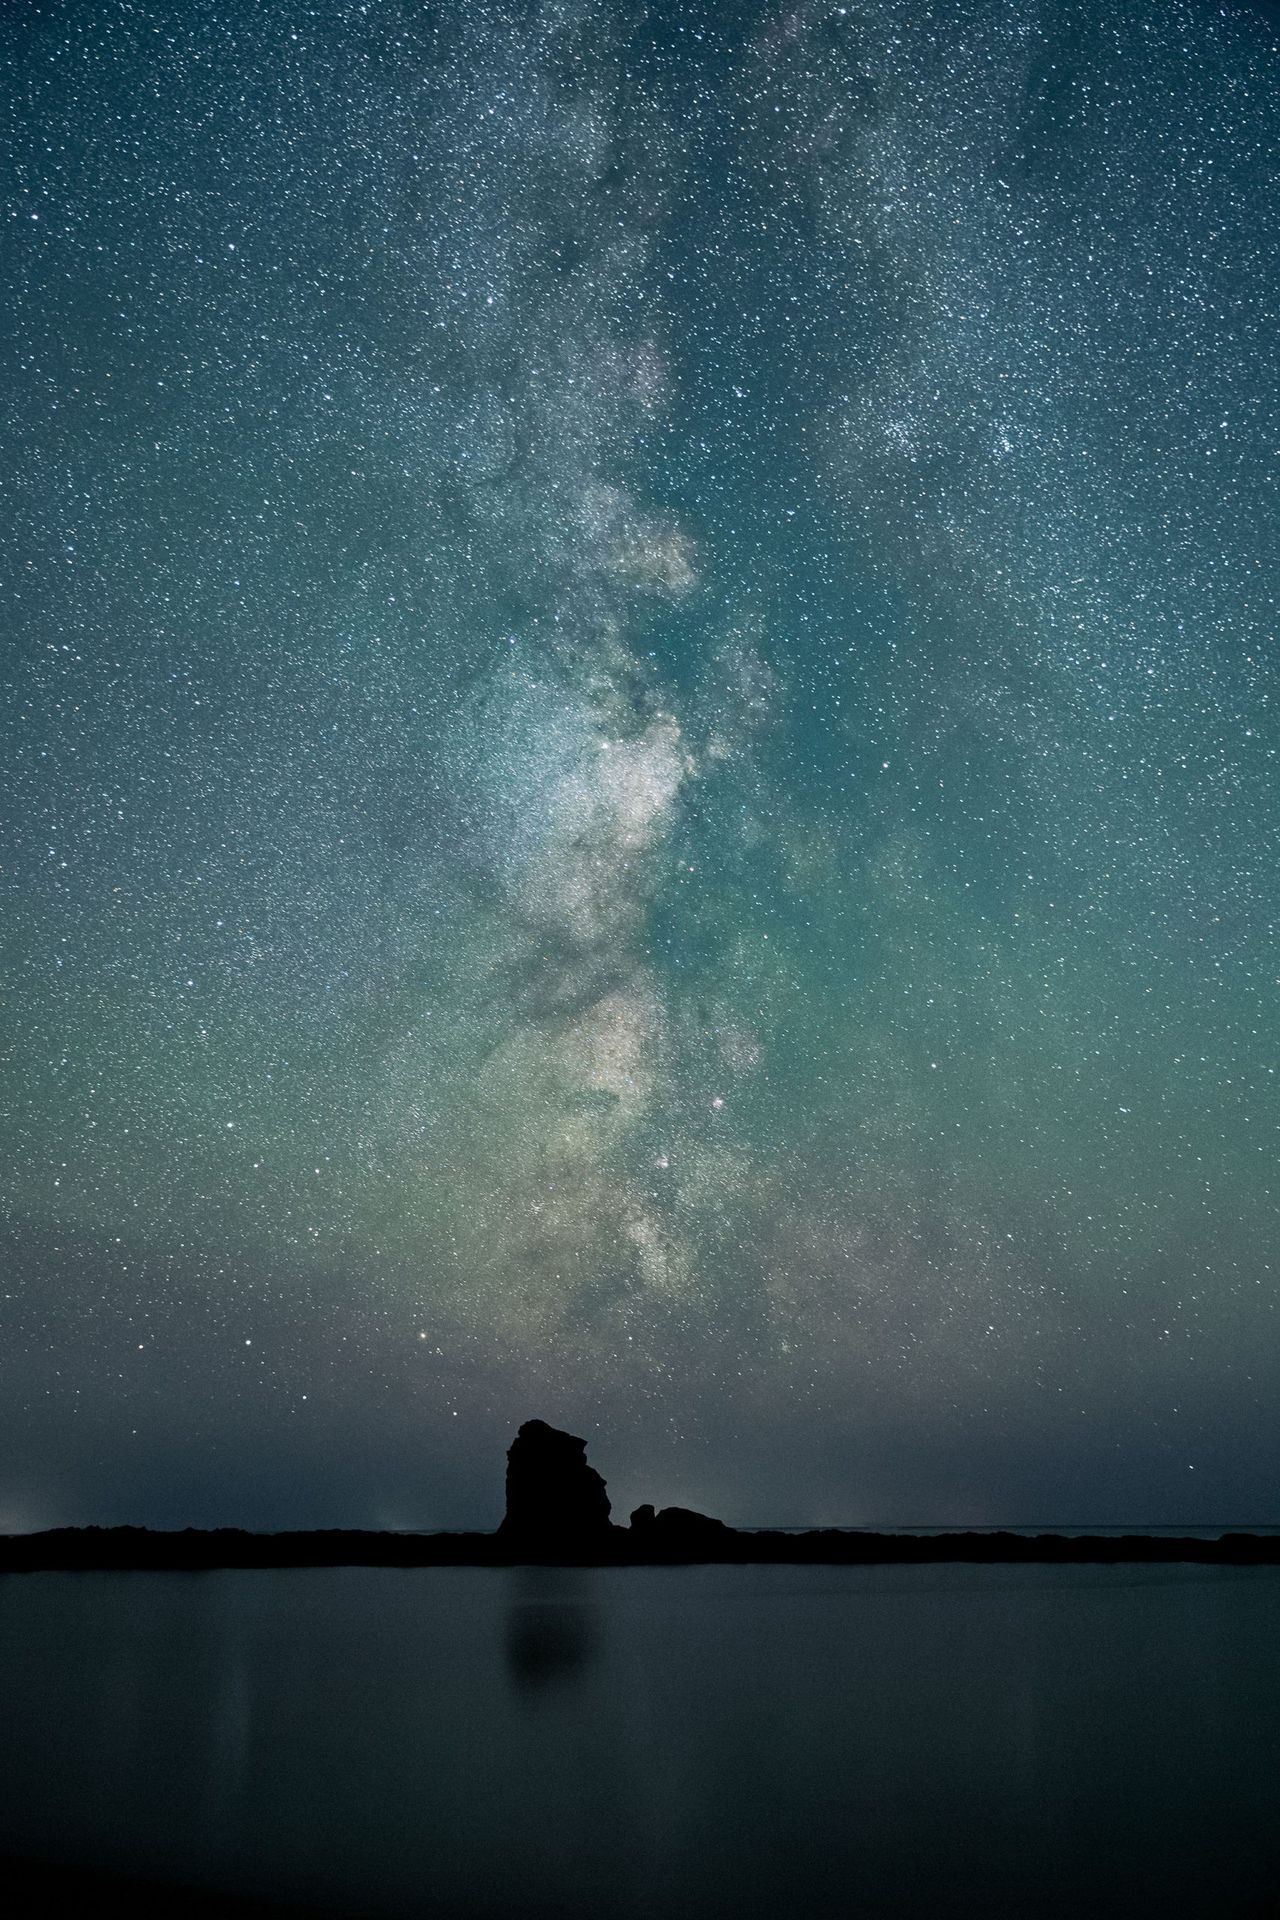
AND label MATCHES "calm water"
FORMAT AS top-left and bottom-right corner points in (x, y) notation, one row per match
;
(2, 1564), (1278, 1918)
